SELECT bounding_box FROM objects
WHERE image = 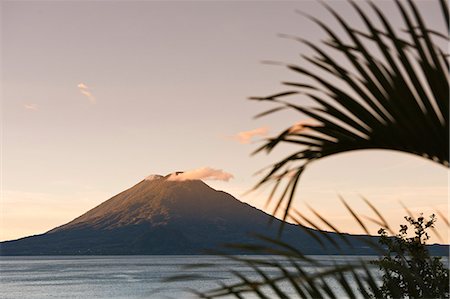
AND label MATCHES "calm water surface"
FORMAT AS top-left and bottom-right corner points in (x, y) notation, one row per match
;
(0, 255), (446, 299)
